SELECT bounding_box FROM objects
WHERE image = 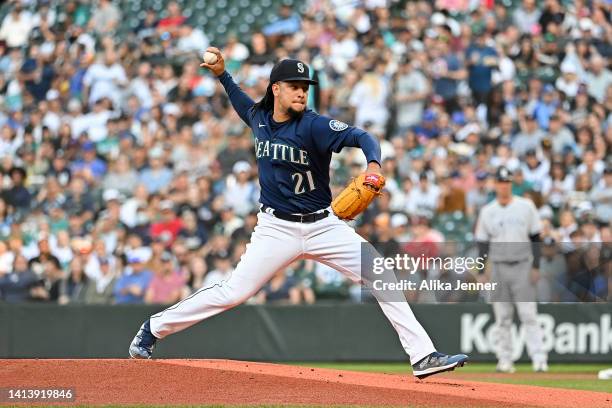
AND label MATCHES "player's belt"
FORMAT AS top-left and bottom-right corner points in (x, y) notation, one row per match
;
(261, 205), (329, 223)
(493, 260), (525, 265)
